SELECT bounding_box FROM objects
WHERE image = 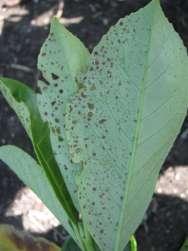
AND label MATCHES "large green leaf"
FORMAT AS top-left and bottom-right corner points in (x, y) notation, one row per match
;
(37, 18), (90, 209)
(65, 1), (188, 251)
(0, 145), (75, 238)
(0, 78), (79, 244)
